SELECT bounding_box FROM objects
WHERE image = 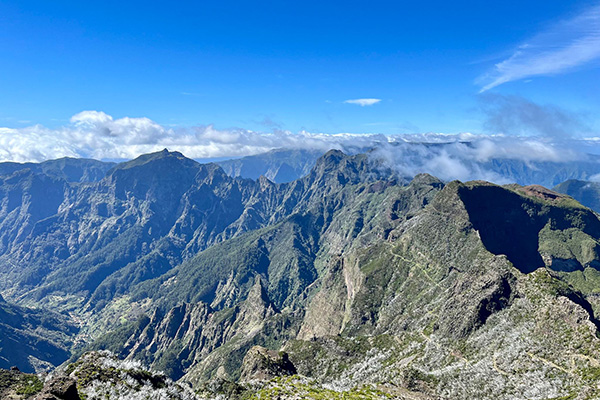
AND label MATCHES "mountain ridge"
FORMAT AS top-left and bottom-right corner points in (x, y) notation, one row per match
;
(2, 149), (600, 398)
